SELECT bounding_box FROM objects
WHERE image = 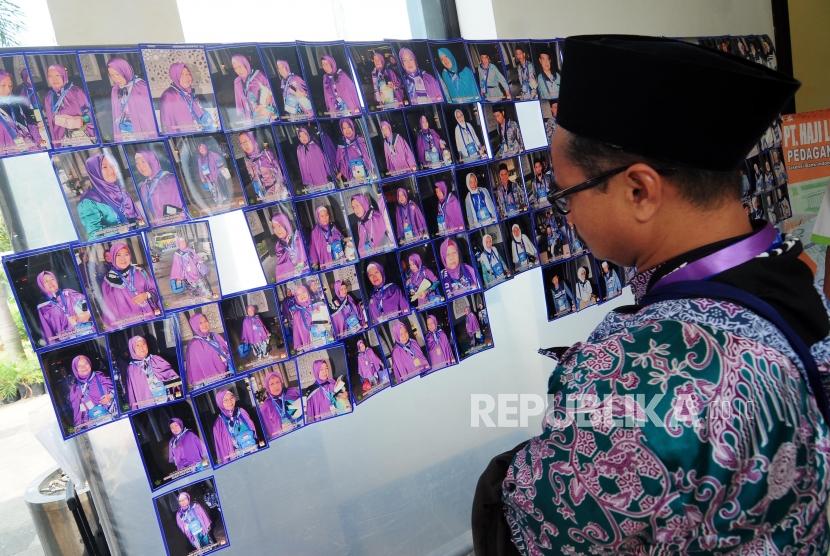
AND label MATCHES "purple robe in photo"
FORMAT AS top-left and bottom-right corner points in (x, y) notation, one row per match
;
(330, 280), (365, 337)
(305, 359), (338, 421)
(16, 68), (37, 108)
(371, 56), (404, 106)
(358, 345), (384, 383)
(196, 147), (226, 187)
(100, 241), (159, 328)
(259, 372), (301, 438)
(334, 118), (375, 181)
(308, 207), (345, 269)
(240, 131), (286, 200)
(415, 126), (446, 167)
(79, 153), (142, 236)
(321, 55), (360, 114)
(168, 418), (208, 469)
(435, 181), (465, 233)
(42, 65), (96, 146)
(351, 192), (392, 257)
(398, 48), (444, 104)
(296, 127), (332, 186)
(394, 187), (427, 242)
(241, 314), (269, 344)
(125, 335), (179, 409)
(277, 60), (313, 117)
(232, 54), (276, 123)
(466, 311), (482, 338)
(271, 213), (309, 281)
(366, 262), (410, 322)
(389, 320), (430, 381)
(439, 237), (479, 295)
(135, 149), (184, 222)
(0, 70), (43, 152)
(36, 271), (89, 344)
(405, 254), (440, 308)
(160, 62), (212, 133)
(425, 315), (455, 368)
(170, 246), (204, 284)
(68, 355), (114, 426)
(175, 494), (212, 548)
(381, 121), (416, 174)
(211, 388), (258, 464)
(107, 57), (156, 141)
(184, 313), (230, 387)
(288, 285), (314, 351)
